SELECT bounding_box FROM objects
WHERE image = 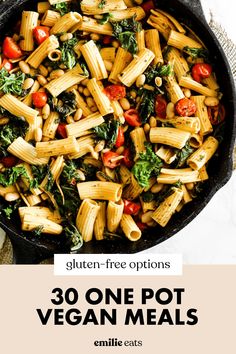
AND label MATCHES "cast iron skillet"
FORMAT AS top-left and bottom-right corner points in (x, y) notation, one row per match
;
(0, 0), (236, 264)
